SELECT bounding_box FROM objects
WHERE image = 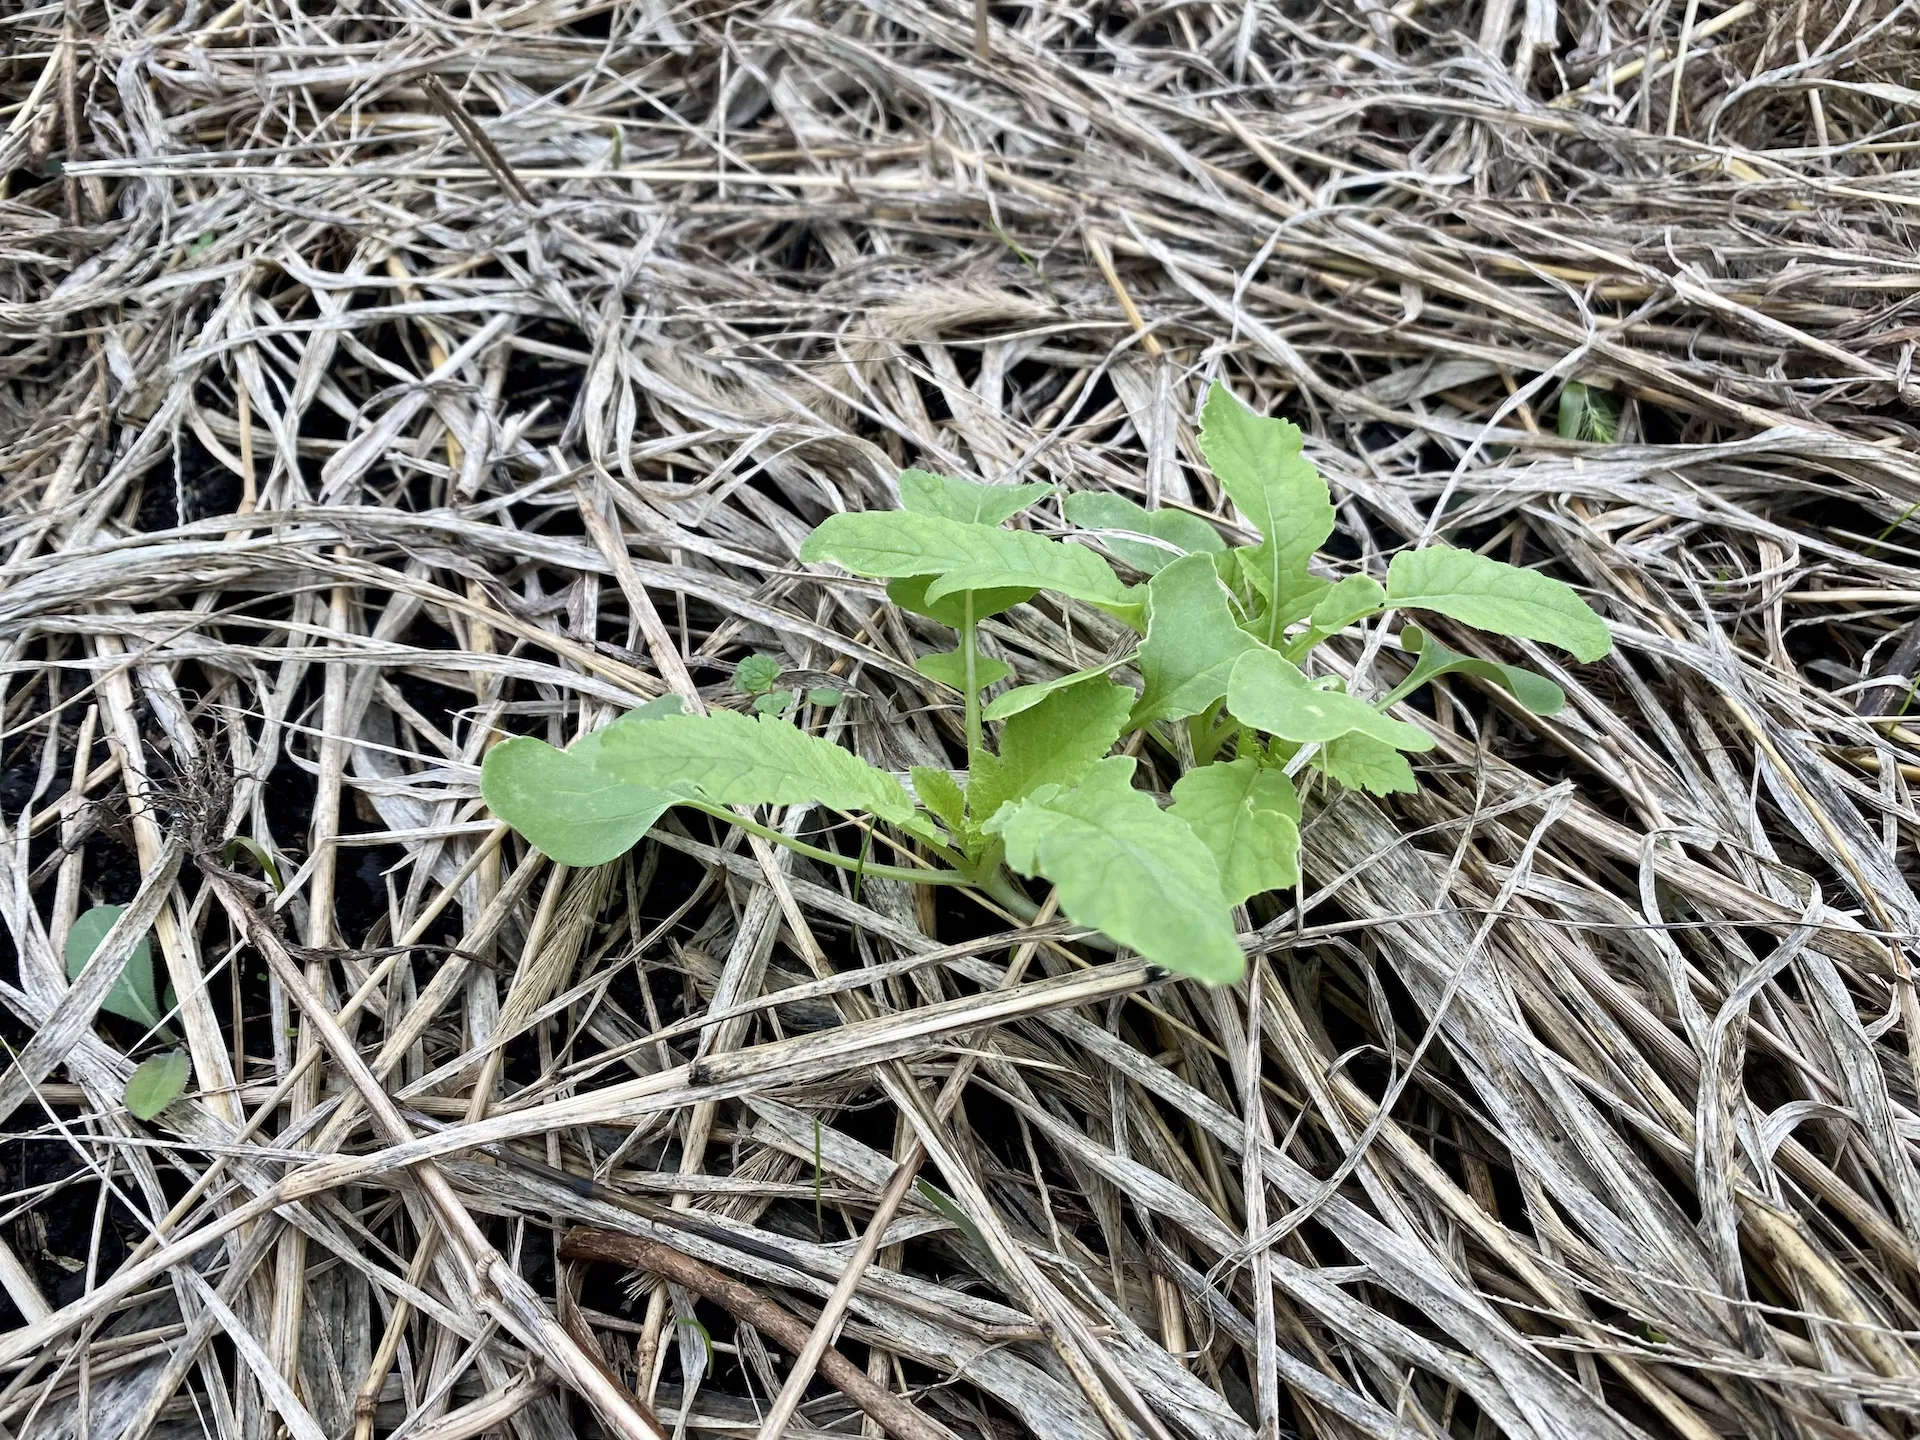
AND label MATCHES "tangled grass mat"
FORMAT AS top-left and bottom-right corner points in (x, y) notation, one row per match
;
(8, 2), (1920, 1438)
